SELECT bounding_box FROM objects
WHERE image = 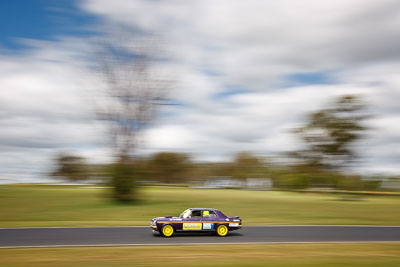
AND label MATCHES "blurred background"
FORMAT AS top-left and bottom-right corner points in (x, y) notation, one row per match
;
(1, 0), (400, 266)
(1, 0), (400, 186)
